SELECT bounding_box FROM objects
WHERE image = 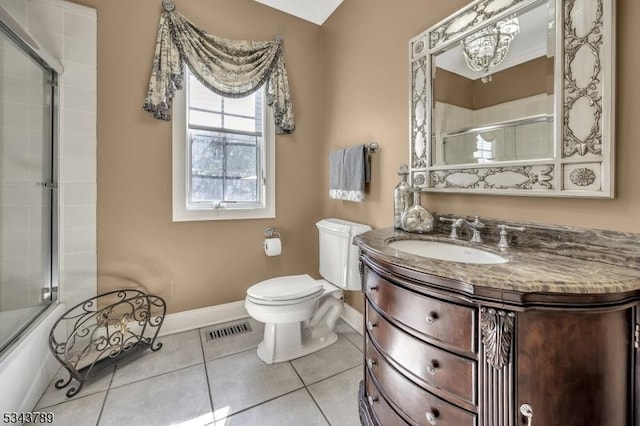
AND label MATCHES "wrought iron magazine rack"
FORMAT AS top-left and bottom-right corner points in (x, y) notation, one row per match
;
(49, 290), (166, 397)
